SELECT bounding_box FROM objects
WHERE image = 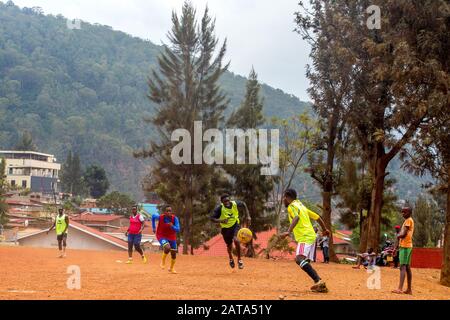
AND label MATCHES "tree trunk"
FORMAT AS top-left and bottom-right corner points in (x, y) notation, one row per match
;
(440, 165), (450, 287)
(322, 191), (339, 262)
(366, 156), (388, 252)
(274, 183), (284, 233)
(359, 210), (368, 253)
(182, 207), (190, 255)
(182, 191), (192, 255)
